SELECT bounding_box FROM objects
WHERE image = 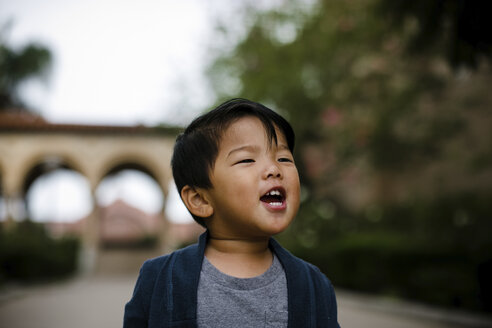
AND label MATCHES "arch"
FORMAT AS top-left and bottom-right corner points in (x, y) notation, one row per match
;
(21, 154), (85, 197)
(23, 169), (93, 224)
(103, 161), (159, 182)
(0, 122), (178, 273)
(98, 155), (168, 196)
(96, 169), (165, 213)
